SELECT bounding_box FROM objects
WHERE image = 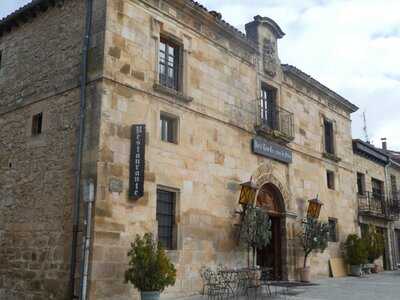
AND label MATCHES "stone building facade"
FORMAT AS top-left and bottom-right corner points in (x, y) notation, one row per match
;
(3, 1), (397, 300)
